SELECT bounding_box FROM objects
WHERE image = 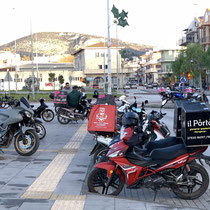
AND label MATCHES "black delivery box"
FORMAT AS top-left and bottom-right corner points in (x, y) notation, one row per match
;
(96, 94), (116, 105)
(181, 102), (210, 147)
(174, 100), (191, 137)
